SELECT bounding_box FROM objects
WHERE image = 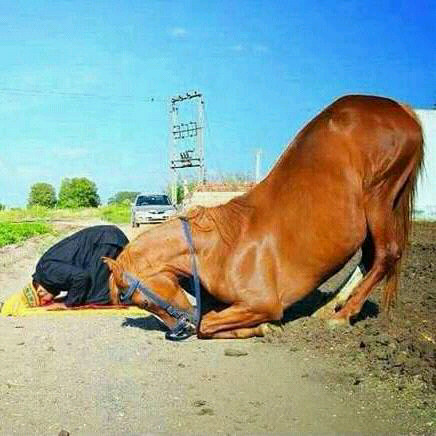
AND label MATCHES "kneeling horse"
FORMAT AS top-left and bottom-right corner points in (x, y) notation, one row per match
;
(104, 95), (424, 339)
